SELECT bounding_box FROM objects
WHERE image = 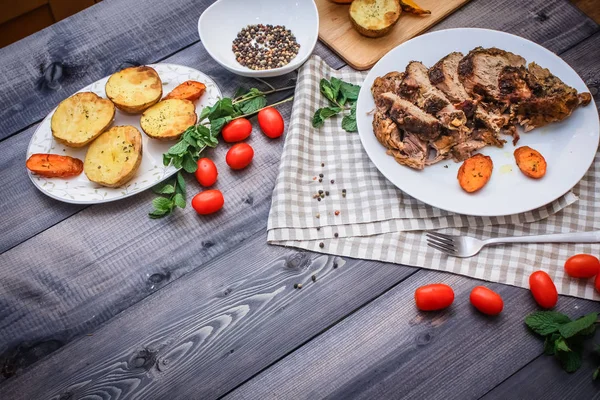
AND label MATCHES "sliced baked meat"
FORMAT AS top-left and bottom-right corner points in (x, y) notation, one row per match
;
(426, 130), (464, 165)
(514, 62), (592, 131)
(380, 93), (441, 141)
(429, 52), (472, 103)
(458, 47), (526, 101)
(400, 61), (467, 129)
(499, 66), (533, 104)
(387, 132), (428, 170)
(373, 111), (403, 150)
(372, 71), (404, 109)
